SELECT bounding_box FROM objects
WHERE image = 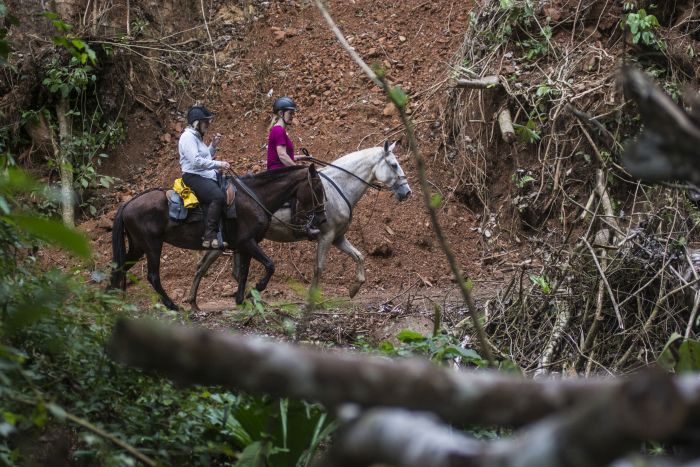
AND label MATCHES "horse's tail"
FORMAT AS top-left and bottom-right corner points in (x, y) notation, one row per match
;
(109, 202), (128, 290)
